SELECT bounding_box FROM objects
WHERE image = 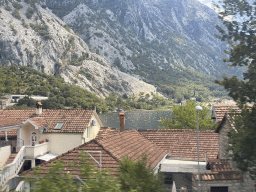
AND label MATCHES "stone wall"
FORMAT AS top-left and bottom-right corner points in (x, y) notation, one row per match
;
(192, 178), (253, 192)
